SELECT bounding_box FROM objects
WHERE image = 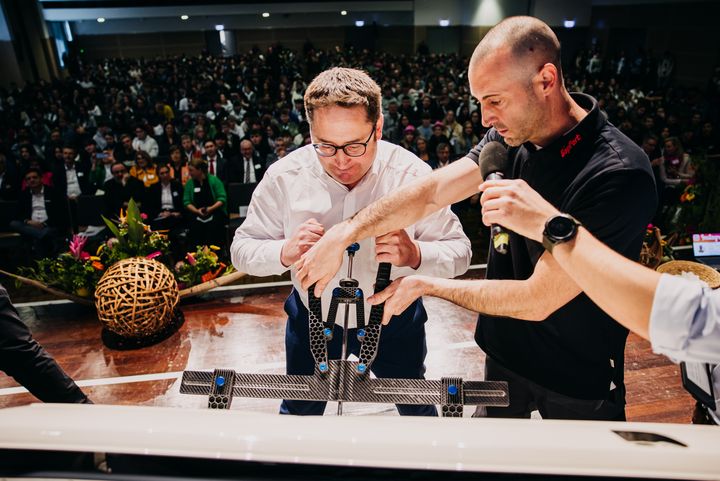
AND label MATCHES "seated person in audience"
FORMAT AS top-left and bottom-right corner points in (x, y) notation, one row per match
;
(0, 282), (91, 404)
(130, 151), (159, 188)
(114, 134), (137, 166)
(180, 134), (202, 164)
(427, 121), (450, 161)
(54, 145), (93, 199)
(202, 139), (228, 183)
(232, 139), (266, 184)
(102, 162), (145, 218)
(132, 125), (159, 159)
(399, 125), (416, 152)
(453, 121), (480, 157)
(658, 136), (694, 187)
(168, 145), (190, 186)
(10, 168), (69, 257)
(416, 113), (433, 141)
(429, 142), (452, 170)
(147, 163), (185, 235)
(0, 154), (19, 200)
(183, 158), (227, 251)
(414, 136), (430, 163)
(20, 159), (53, 191)
(219, 120), (241, 158)
(90, 149), (116, 191)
